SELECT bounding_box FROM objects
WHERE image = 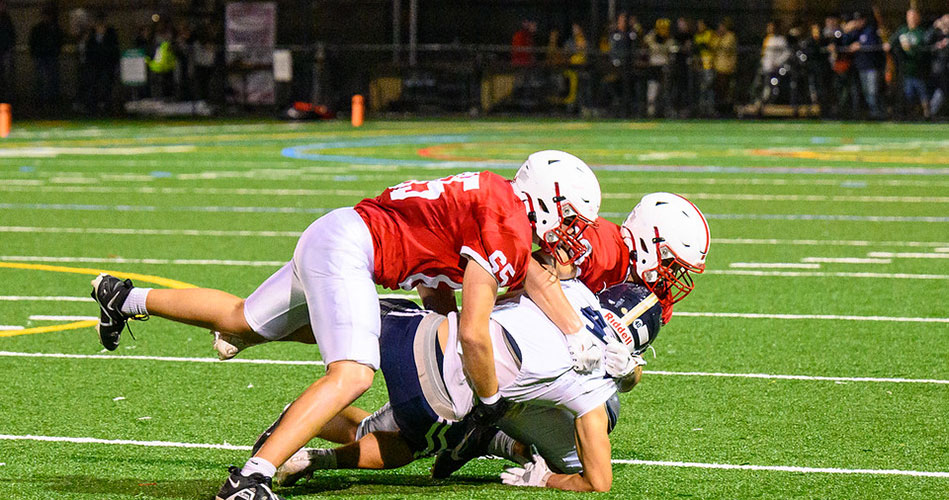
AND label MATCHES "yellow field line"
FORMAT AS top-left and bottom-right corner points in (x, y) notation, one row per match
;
(0, 262), (197, 337)
(0, 320), (97, 338)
